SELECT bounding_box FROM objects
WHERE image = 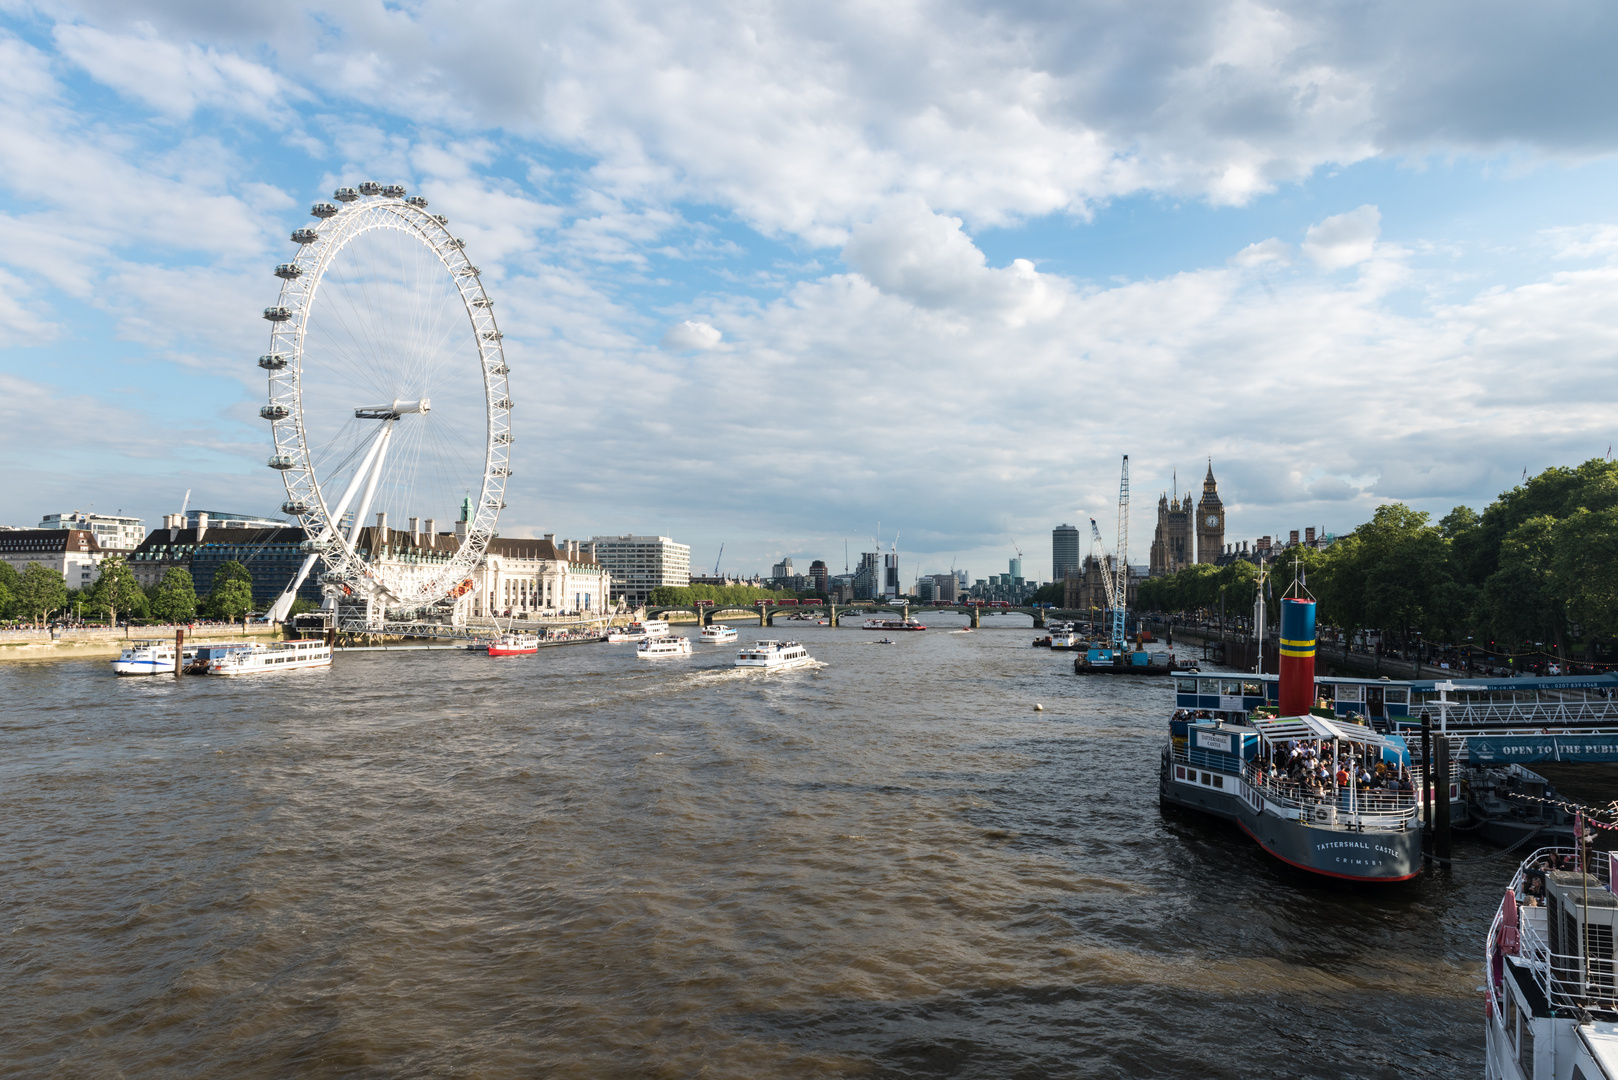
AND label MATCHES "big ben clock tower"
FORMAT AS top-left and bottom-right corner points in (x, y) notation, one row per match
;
(1196, 461), (1225, 563)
